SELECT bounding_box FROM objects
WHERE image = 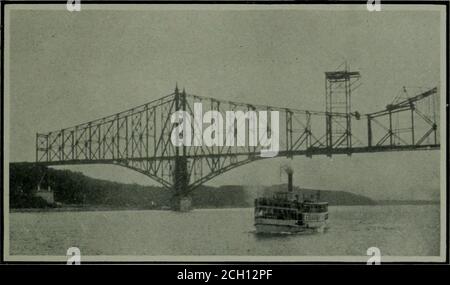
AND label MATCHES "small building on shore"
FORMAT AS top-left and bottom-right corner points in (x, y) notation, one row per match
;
(35, 185), (54, 204)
